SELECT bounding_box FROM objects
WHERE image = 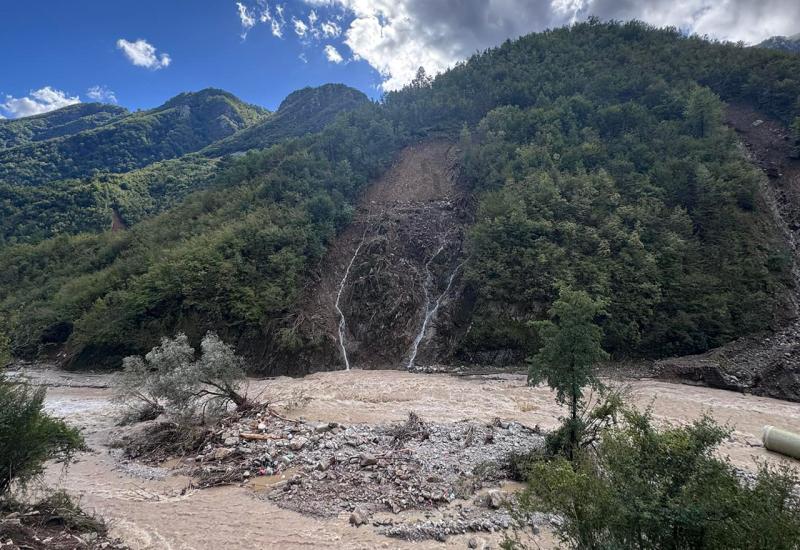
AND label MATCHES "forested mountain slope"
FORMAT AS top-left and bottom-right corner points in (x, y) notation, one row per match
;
(0, 85), (368, 245)
(0, 103), (128, 149)
(1, 21), (800, 373)
(757, 33), (800, 54)
(0, 88), (267, 186)
(202, 84), (369, 157)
